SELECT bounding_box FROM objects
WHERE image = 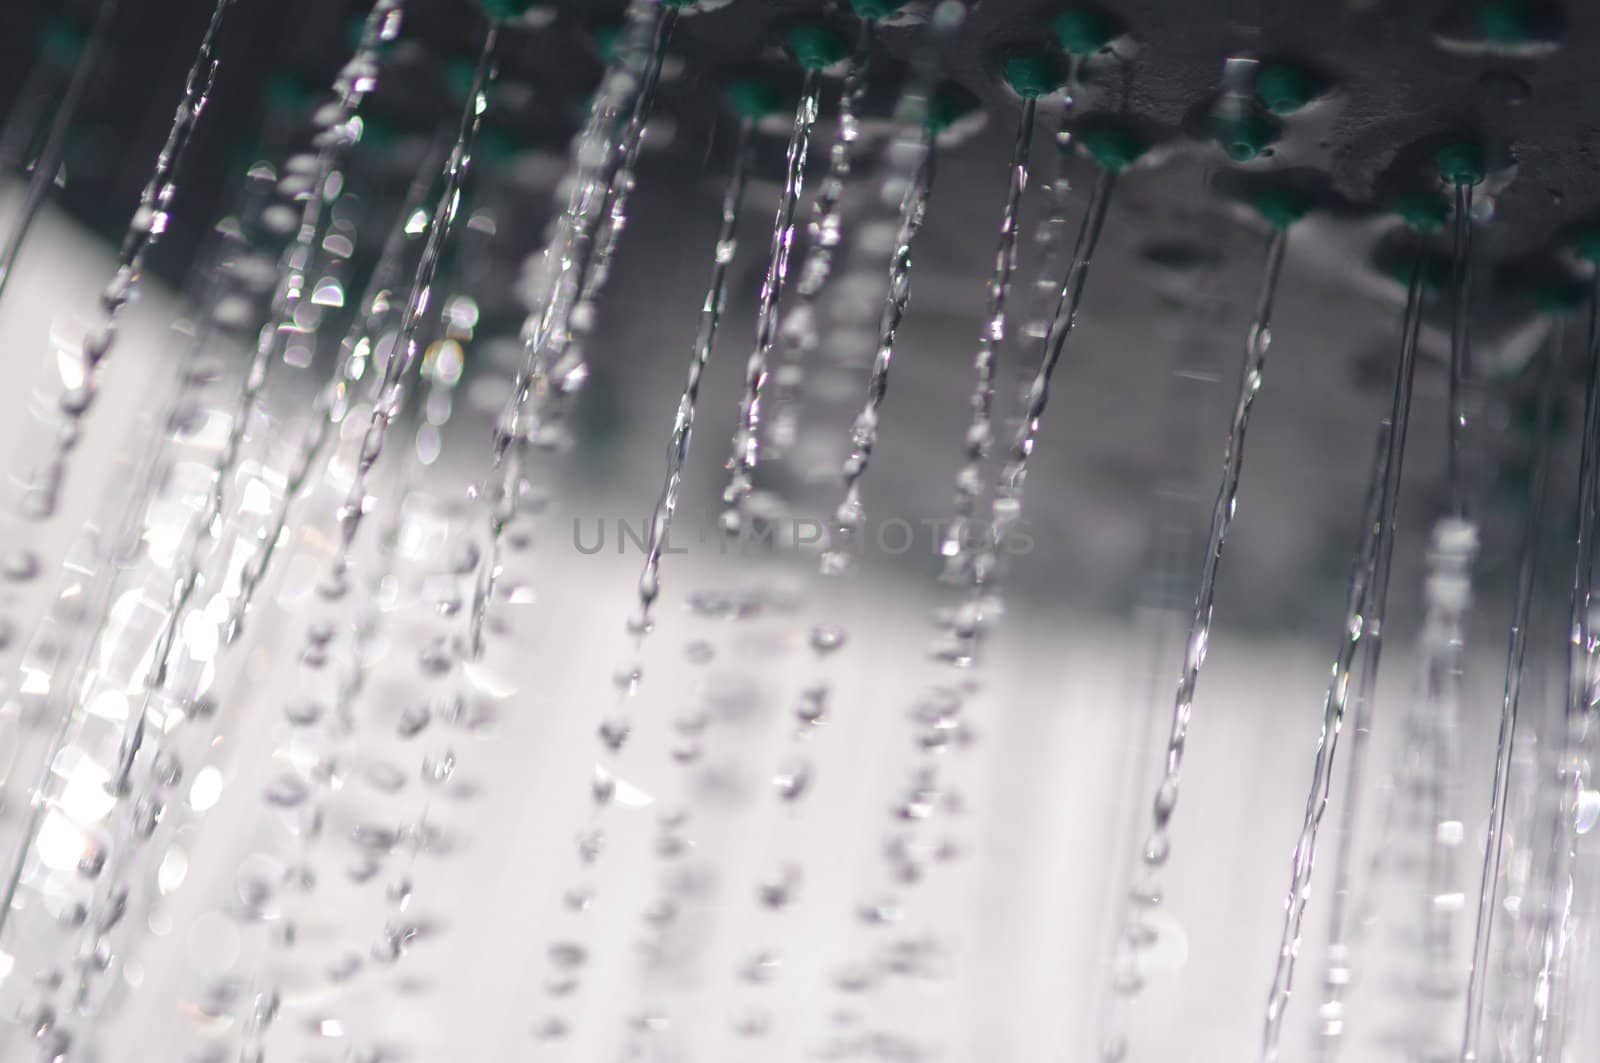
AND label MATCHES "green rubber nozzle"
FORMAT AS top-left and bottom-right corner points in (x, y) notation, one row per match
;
(1253, 187), (1311, 230)
(1572, 227), (1600, 266)
(1210, 109), (1277, 162)
(1052, 9), (1116, 57)
(1383, 255), (1448, 294)
(346, 15), (371, 52)
(445, 57), (482, 102)
(592, 25), (622, 65)
(726, 78), (784, 121)
(478, 127), (523, 168)
(787, 23), (850, 70)
(40, 18), (88, 68)
(1478, 0), (1534, 44)
(1534, 279), (1587, 315)
(481, 0), (540, 17)
(265, 70), (317, 118)
(1436, 141), (1486, 186)
(1255, 63), (1320, 116)
(999, 47), (1068, 99)
(928, 82), (982, 132)
(1393, 192), (1451, 233)
(851, 0), (909, 18)
(358, 111), (403, 154)
(1083, 126), (1146, 173)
